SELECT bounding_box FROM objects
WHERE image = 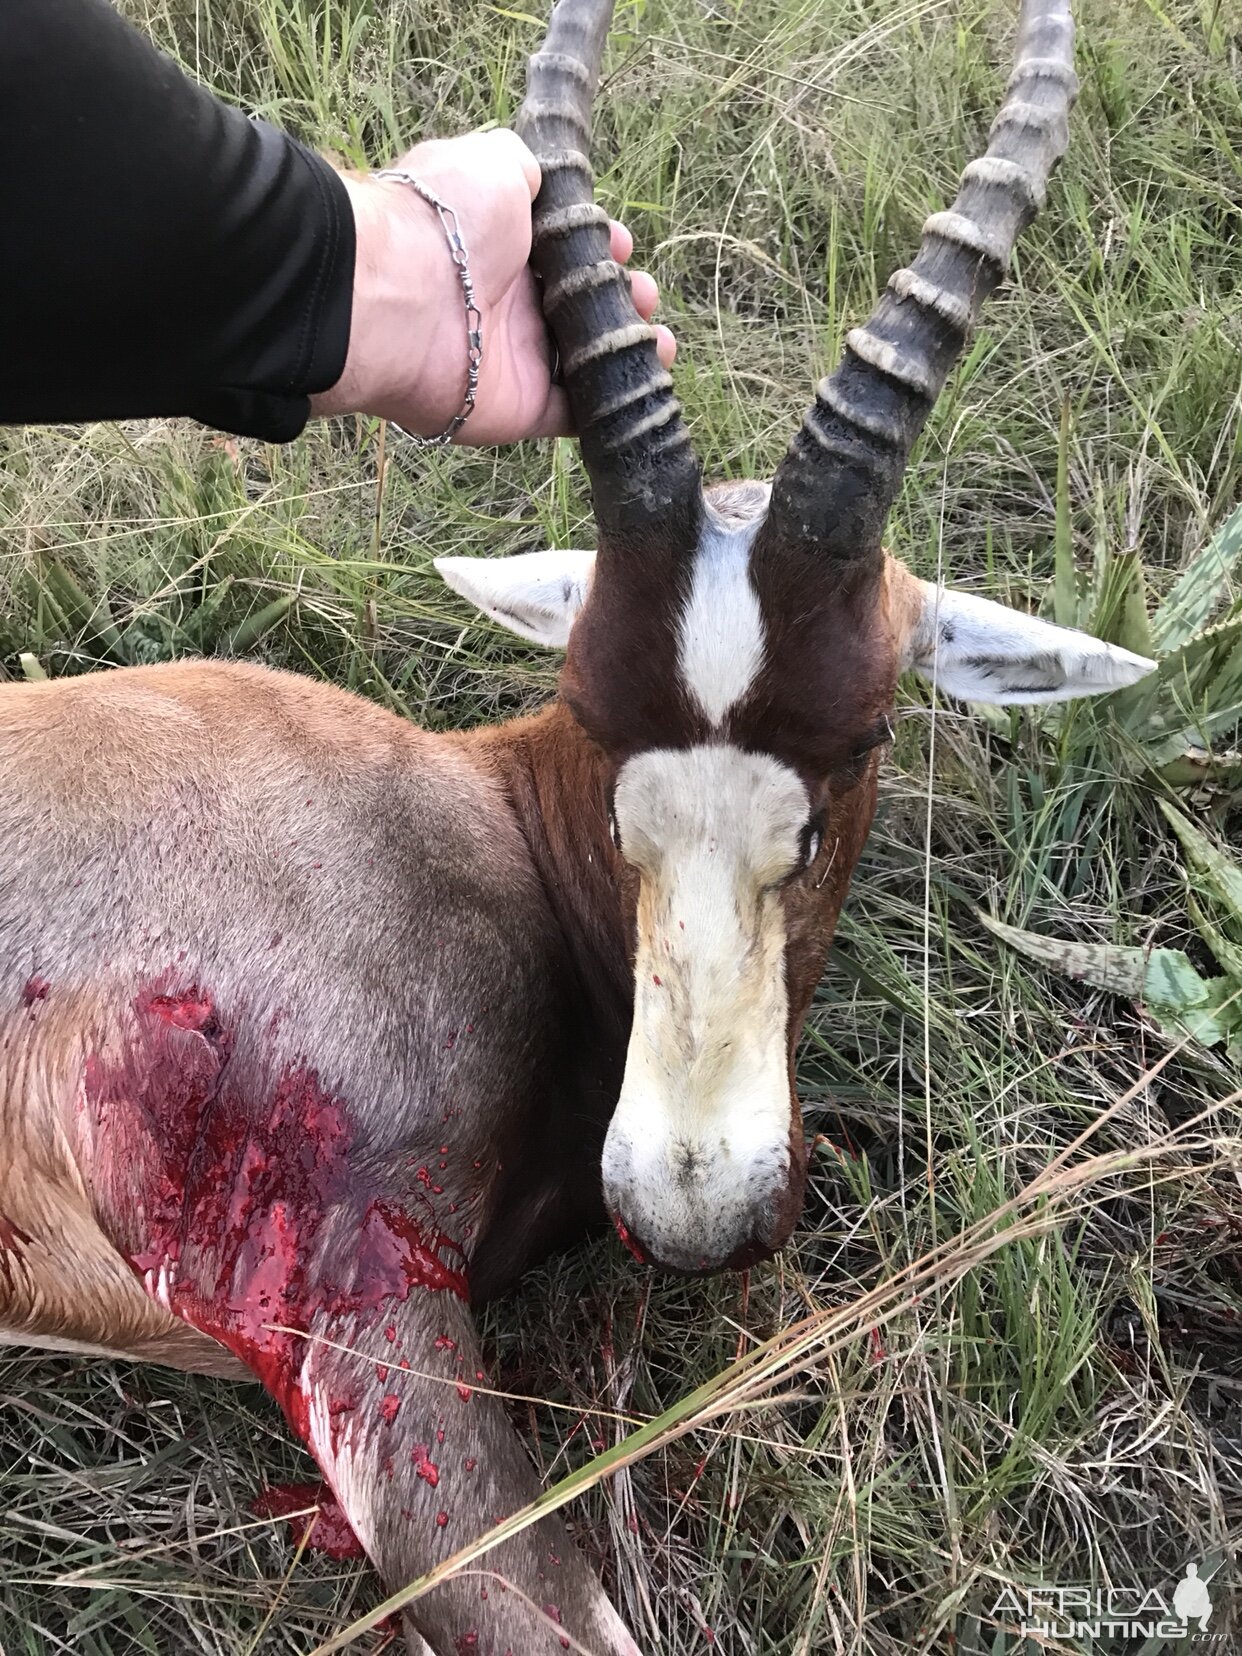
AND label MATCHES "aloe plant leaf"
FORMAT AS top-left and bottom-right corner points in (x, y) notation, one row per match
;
(1117, 613), (1242, 766)
(978, 910), (1241, 1048)
(1150, 501), (1242, 653)
(1090, 548), (1154, 658)
(1157, 746), (1242, 789)
(221, 593), (297, 657)
(1187, 894), (1242, 983)
(1159, 799), (1242, 918)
